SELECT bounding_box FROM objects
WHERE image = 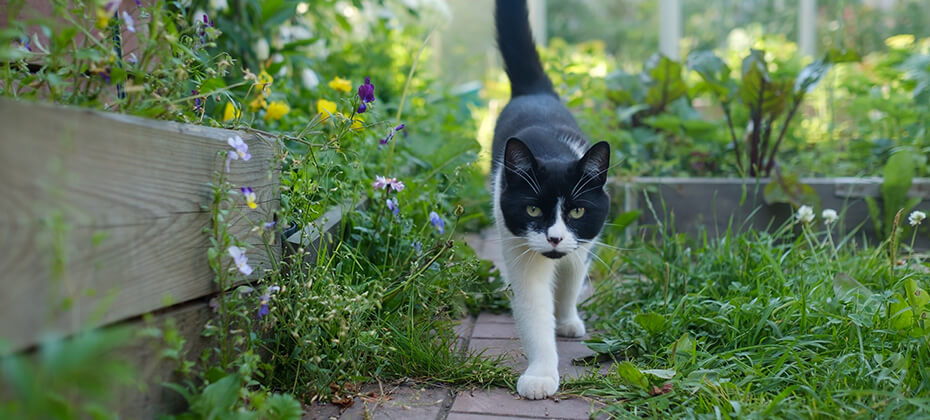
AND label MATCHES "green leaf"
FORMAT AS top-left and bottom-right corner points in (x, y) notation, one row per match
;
(615, 361), (650, 390)
(606, 70), (645, 105)
(109, 67), (127, 85)
(193, 374), (241, 418)
(739, 50), (788, 116)
(263, 393), (303, 420)
(827, 48), (861, 63)
(794, 58), (832, 93)
(889, 293), (914, 330)
(642, 369), (676, 380)
(616, 104), (650, 124)
(763, 175), (820, 208)
(687, 50), (732, 99)
(669, 333), (695, 362)
(643, 114), (682, 132)
(611, 210), (641, 232)
(882, 151), (916, 235)
(199, 77), (227, 95)
(644, 54), (687, 108)
(905, 279), (930, 309)
(634, 312), (667, 335)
